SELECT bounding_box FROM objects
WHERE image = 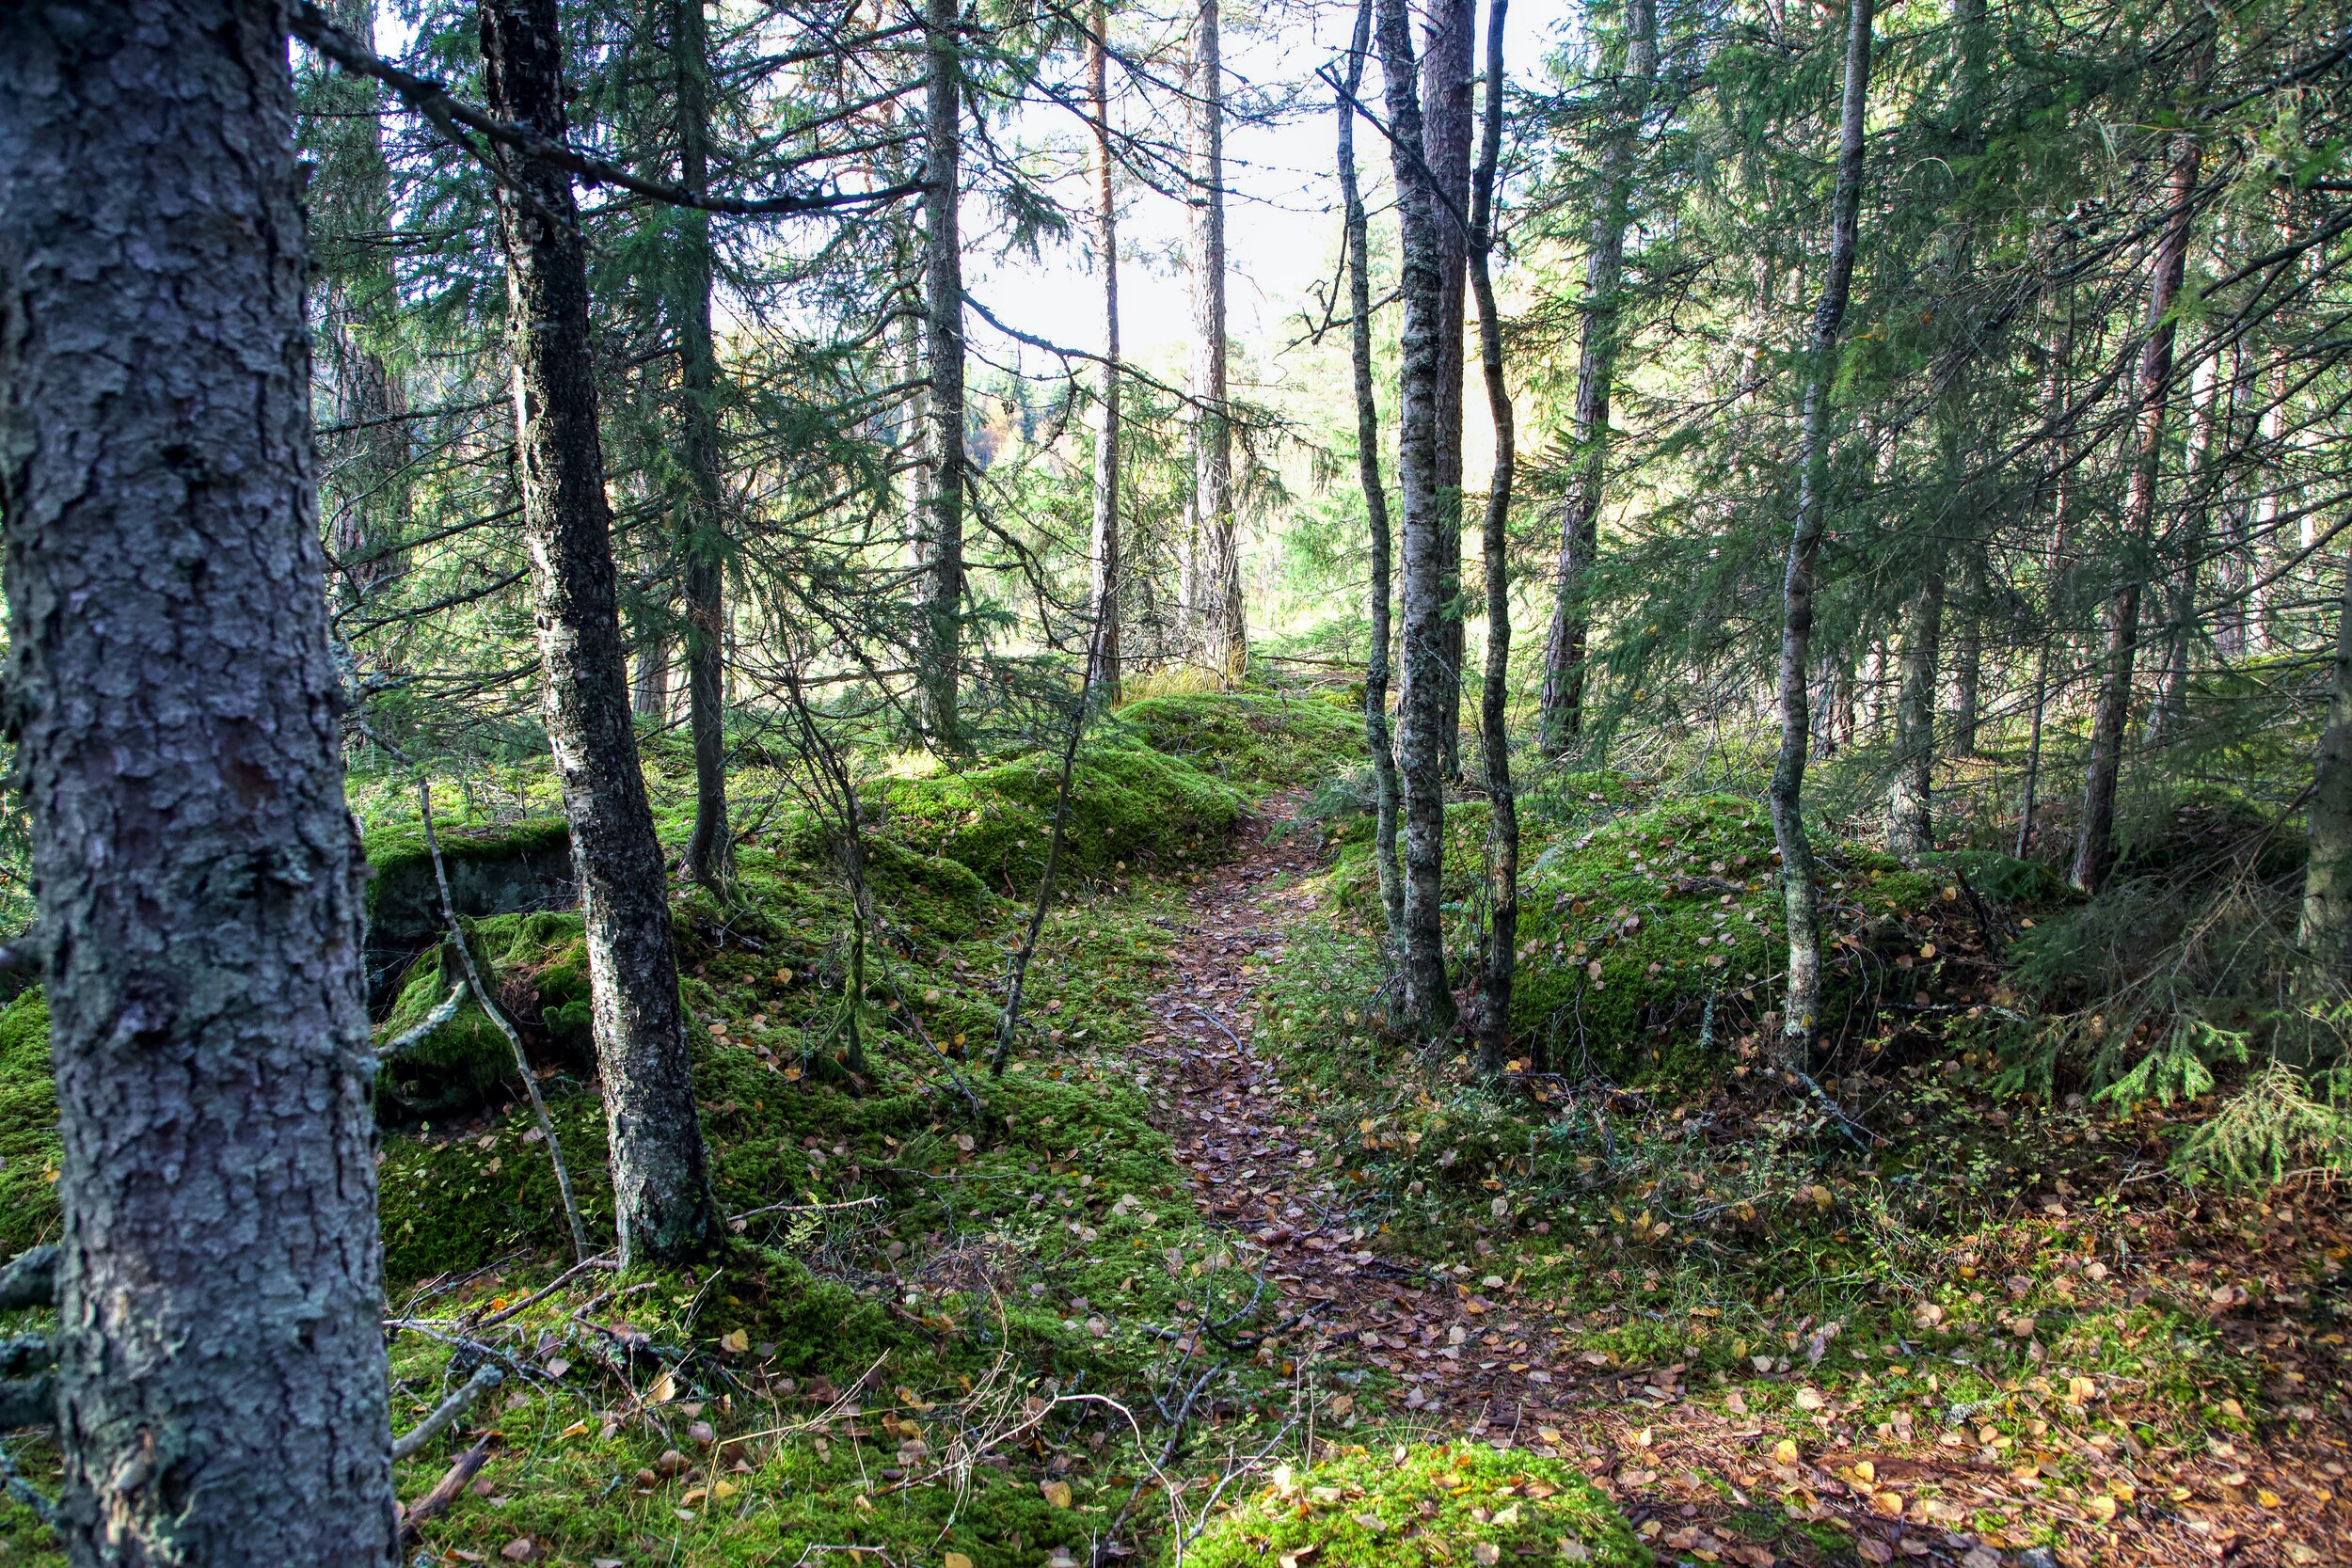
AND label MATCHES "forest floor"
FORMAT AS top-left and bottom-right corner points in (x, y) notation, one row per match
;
(1134, 795), (2352, 1568)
